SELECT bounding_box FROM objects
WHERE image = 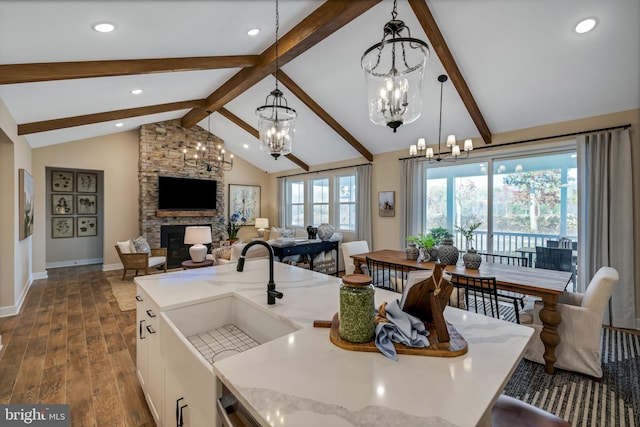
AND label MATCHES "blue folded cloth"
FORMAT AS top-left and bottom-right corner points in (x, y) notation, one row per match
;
(374, 299), (430, 361)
